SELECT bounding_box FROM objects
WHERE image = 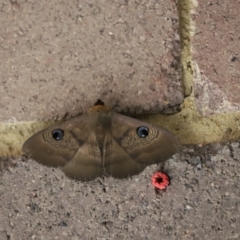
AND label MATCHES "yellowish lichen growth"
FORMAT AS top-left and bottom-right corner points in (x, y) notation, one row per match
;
(143, 96), (240, 145)
(0, 121), (57, 157)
